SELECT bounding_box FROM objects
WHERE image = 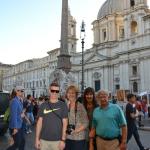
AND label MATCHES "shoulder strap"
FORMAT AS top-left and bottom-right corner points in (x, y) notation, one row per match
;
(48, 103), (63, 125)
